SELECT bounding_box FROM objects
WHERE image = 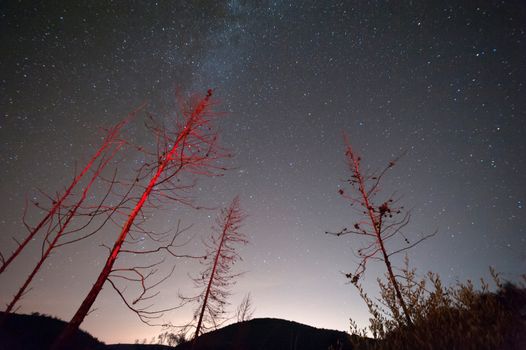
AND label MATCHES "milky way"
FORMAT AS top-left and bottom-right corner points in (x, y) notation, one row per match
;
(1, 1), (525, 343)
